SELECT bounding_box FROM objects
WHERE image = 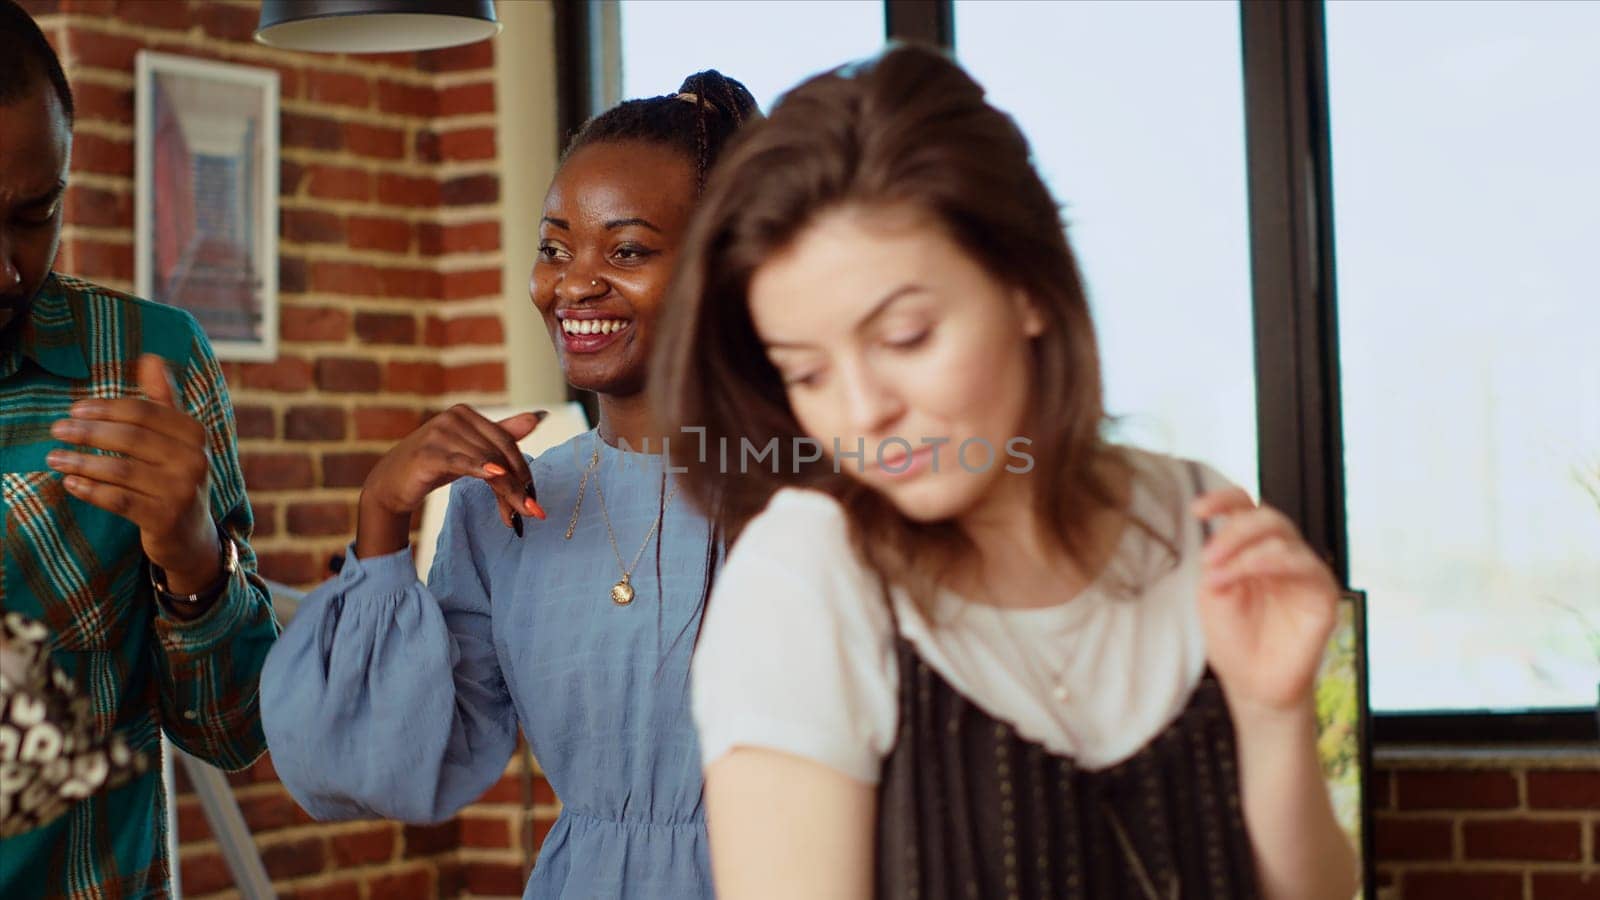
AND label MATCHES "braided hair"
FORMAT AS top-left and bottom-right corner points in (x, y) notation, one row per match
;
(565, 70), (759, 190)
